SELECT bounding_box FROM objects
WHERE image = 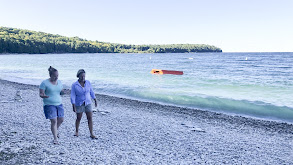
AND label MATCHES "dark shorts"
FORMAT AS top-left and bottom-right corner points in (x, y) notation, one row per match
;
(44, 104), (64, 119)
